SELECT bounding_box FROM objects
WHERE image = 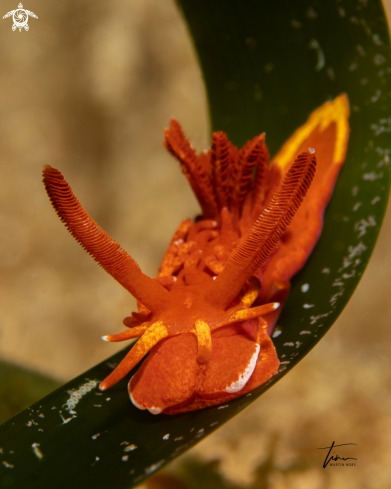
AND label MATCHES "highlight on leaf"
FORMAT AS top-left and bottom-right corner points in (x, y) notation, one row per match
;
(43, 94), (349, 414)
